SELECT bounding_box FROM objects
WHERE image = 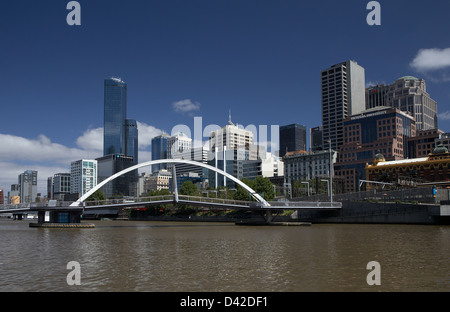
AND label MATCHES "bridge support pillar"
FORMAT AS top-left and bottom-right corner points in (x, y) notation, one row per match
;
(48, 210), (82, 223)
(13, 213), (23, 220)
(30, 209), (92, 228)
(38, 211), (45, 224)
(172, 165), (179, 203)
(264, 210), (273, 224)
